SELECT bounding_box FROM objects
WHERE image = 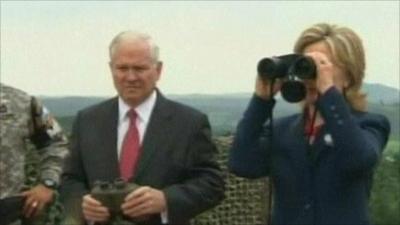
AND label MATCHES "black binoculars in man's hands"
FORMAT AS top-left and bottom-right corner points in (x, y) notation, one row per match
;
(91, 179), (140, 214)
(257, 54), (317, 103)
